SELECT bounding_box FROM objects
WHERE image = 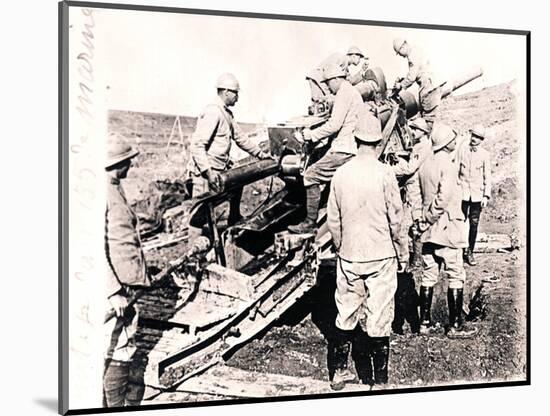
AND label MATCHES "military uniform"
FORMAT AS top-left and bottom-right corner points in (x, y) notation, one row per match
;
(326, 112), (407, 388)
(457, 140), (492, 255)
(306, 53), (349, 102)
(104, 175), (151, 407)
(410, 150), (467, 288)
(186, 96), (263, 235)
(303, 80), (363, 186)
(398, 46), (442, 128)
(328, 155), (407, 335)
(409, 122), (477, 338)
